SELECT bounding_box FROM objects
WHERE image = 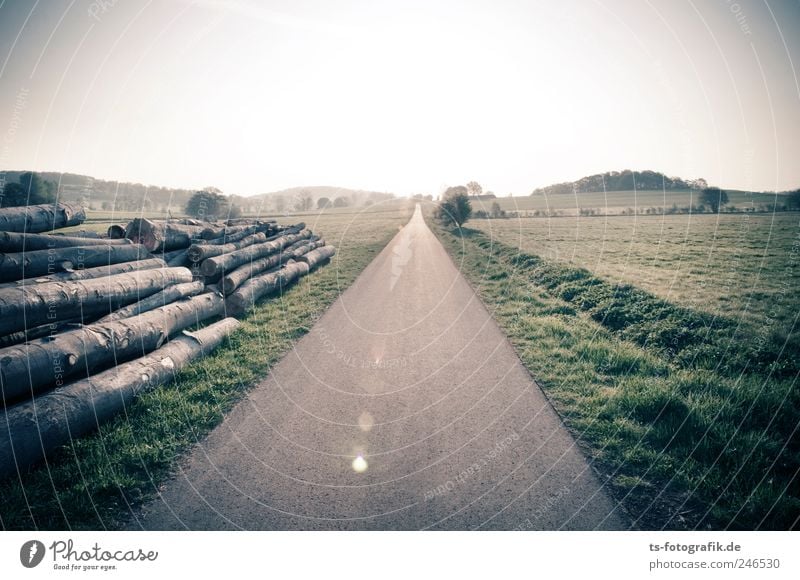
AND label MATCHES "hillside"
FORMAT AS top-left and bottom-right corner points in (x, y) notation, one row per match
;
(531, 170), (705, 196)
(1, 171), (395, 213)
(1, 170), (196, 212)
(251, 185), (395, 209)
